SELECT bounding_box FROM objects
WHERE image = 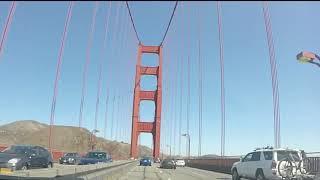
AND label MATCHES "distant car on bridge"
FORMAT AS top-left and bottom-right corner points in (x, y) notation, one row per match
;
(231, 147), (310, 180)
(59, 152), (81, 165)
(0, 145), (53, 172)
(174, 159), (186, 167)
(140, 156), (152, 166)
(160, 159), (176, 169)
(78, 151), (112, 165)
